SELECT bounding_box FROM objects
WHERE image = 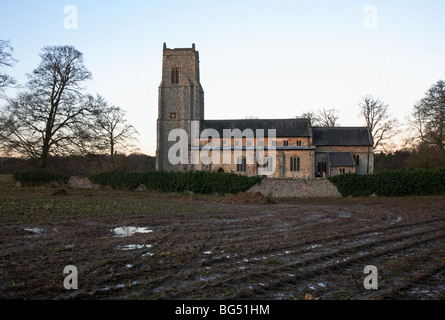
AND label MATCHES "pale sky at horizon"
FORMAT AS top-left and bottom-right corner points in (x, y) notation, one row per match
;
(1, 0), (445, 156)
